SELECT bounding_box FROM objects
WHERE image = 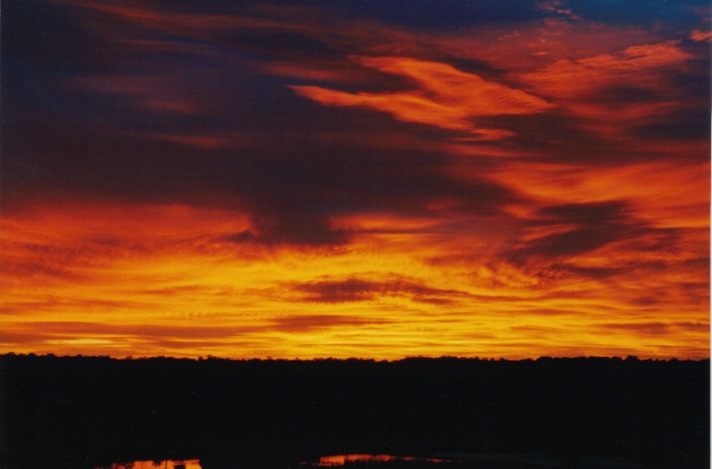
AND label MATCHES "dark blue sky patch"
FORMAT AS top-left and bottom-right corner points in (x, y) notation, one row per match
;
(567, 0), (709, 26)
(268, 0), (546, 30)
